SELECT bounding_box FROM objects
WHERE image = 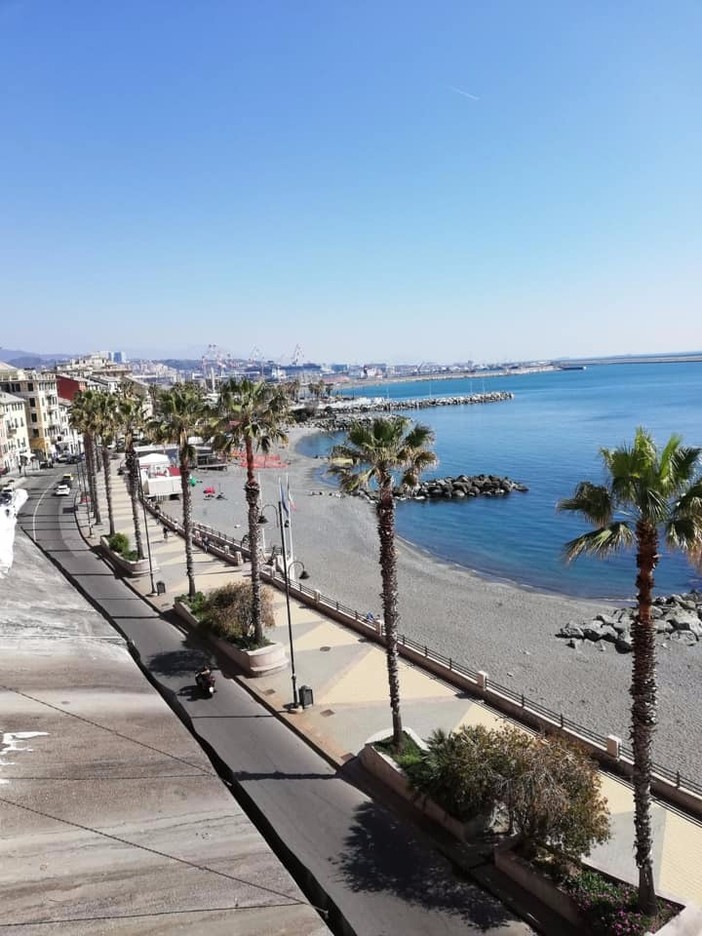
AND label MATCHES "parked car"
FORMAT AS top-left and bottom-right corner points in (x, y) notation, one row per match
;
(54, 483), (71, 496)
(39, 460), (53, 469)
